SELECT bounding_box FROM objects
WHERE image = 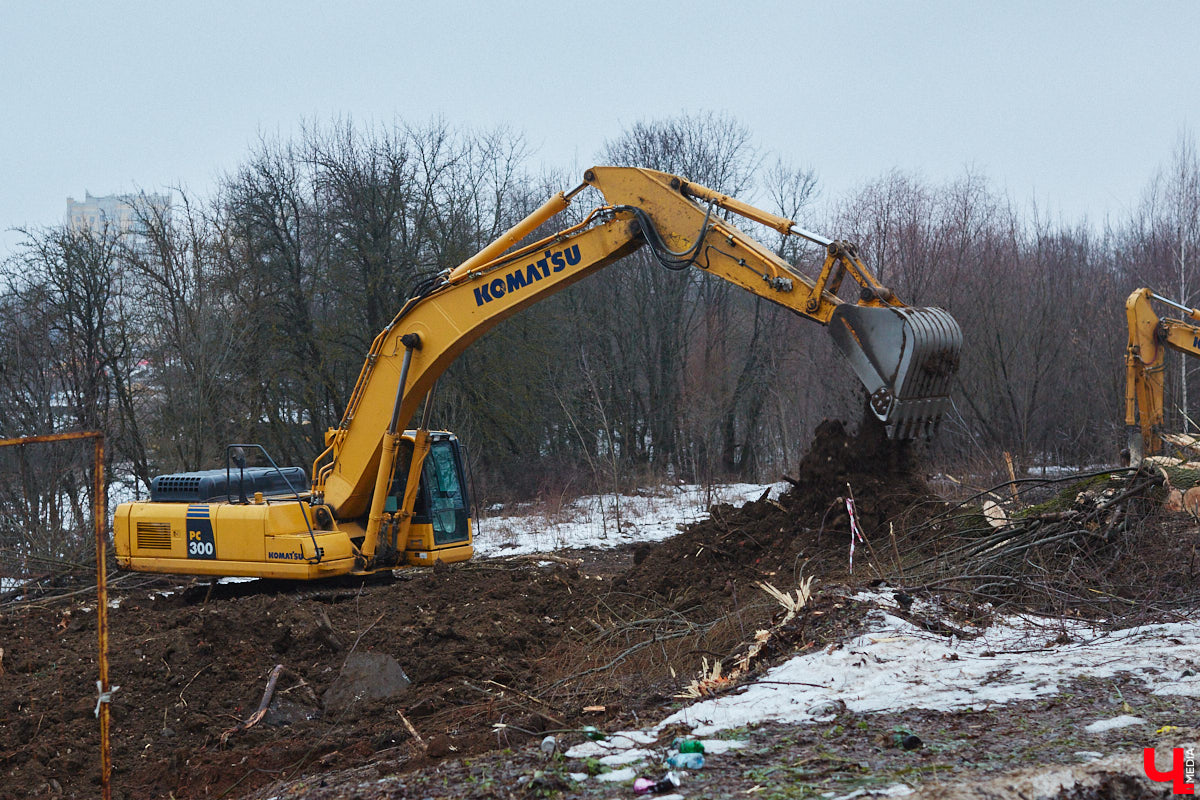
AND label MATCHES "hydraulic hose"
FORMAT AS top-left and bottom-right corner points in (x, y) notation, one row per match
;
(617, 203), (714, 271)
